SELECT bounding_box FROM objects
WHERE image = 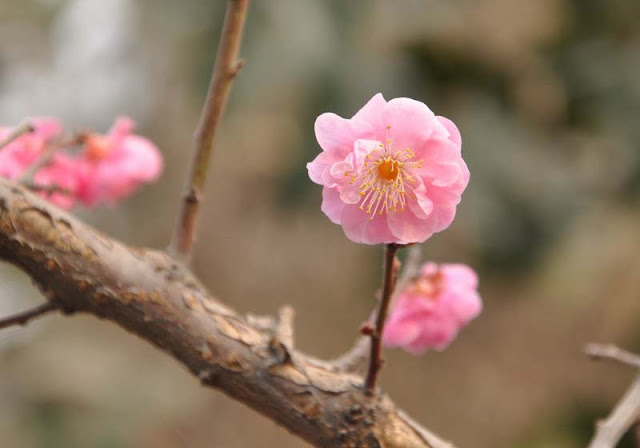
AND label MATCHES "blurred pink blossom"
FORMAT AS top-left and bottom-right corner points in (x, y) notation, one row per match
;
(76, 117), (163, 206)
(383, 262), (481, 354)
(0, 118), (78, 209)
(307, 94), (469, 244)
